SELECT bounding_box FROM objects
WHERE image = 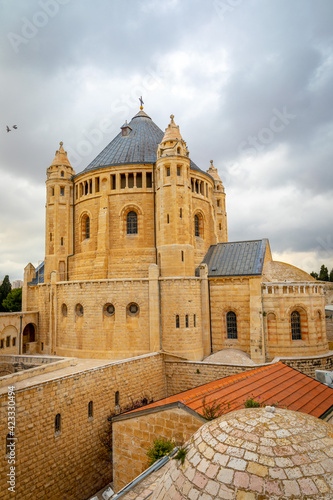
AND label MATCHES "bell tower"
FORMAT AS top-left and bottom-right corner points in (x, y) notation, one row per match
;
(155, 115), (195, 276)
(44, 142), (75, 282)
